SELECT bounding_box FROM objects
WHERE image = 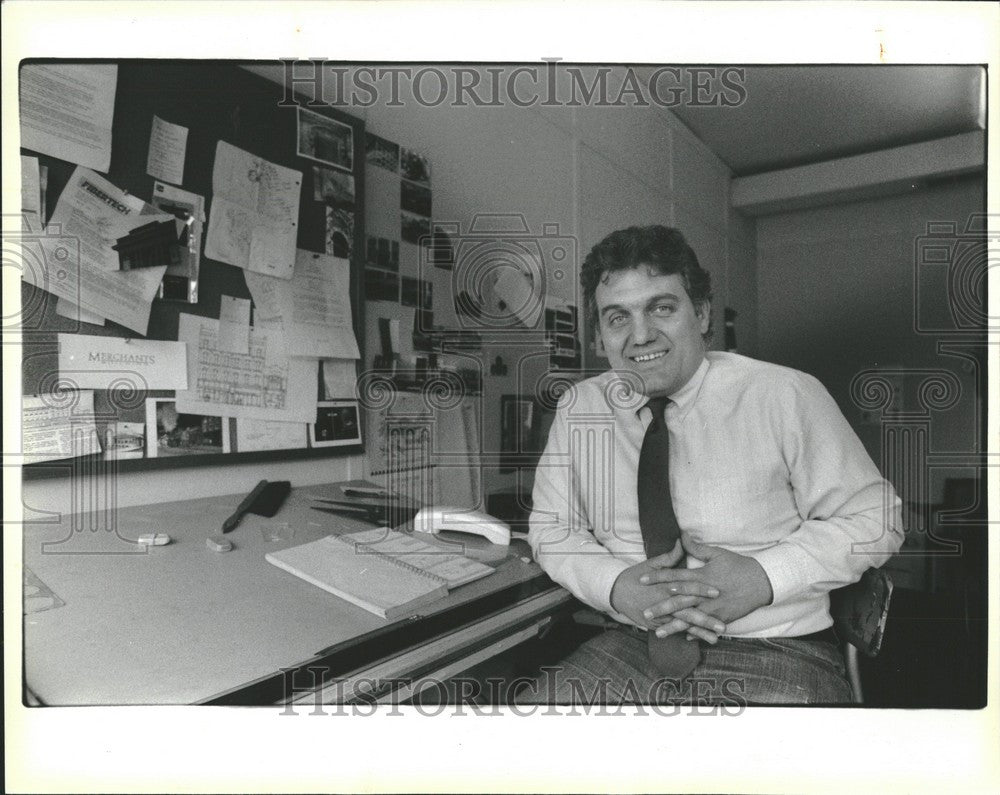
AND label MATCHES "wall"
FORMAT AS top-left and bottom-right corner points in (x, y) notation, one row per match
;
(23, 63), (745, 516)
(755, 175), (985, 504)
